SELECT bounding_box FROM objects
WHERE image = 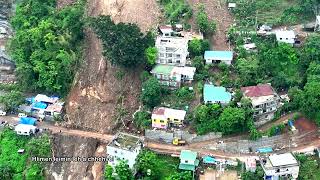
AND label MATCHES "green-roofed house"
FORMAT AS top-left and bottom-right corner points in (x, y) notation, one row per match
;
(179, 150), (199, 171)
(150, 64), (196, 89)
(203, 84), (232, 105)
